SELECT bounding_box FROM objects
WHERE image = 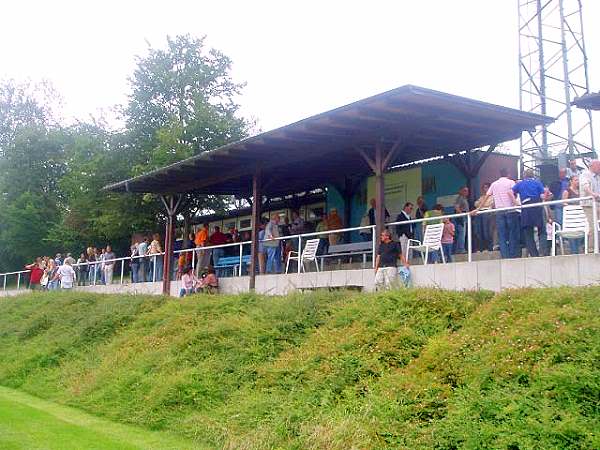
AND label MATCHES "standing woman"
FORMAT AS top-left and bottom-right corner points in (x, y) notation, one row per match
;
(149, 233), (163, 281)
(46, 259), (59, 290)
(415, 196), (428, 244)
(86, 247), (96, 284)
(130, 243), (140, 283)
(561, 175), (583, 254)
(76, 252), (88, 286)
